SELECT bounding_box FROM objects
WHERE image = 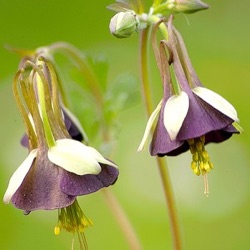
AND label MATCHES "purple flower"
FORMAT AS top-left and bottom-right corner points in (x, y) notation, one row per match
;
(4, 139), (119, 211)
(138, 17), (240, 185)
(4, 56), (119, 235)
